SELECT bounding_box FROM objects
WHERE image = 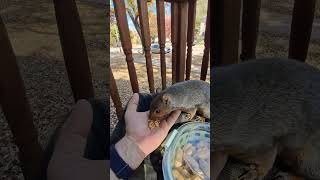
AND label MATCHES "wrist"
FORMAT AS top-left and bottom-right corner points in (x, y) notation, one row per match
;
(115, 135), (146, 169)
